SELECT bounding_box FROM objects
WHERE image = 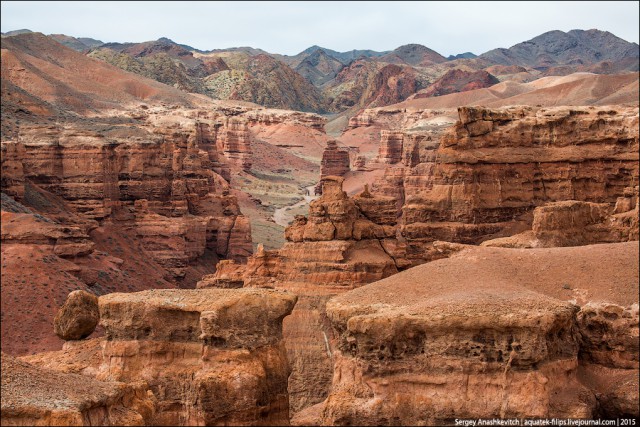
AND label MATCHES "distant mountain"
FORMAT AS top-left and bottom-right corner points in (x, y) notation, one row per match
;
(48, 34), (103, 52)
(294, 49), (345, 86)
(88, 38), (226, 93)
(1, 29), (33, 37)
(378, 44), (448, 67)
(273, 45), (389, 87)
(447, 52), (477, 60)
(0, 32), (197, 118)
(206, 46), (273, 56)
(325, 58), (428, 111)
(202, 53), (329, 112)
(480, 29), (640, 70)
(298, 45), (389, 64)
(413, 69), (499, 98)
(19, 28), (637, 116)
